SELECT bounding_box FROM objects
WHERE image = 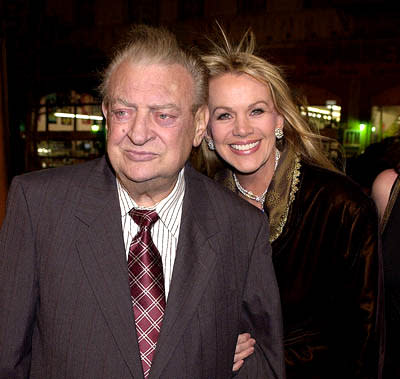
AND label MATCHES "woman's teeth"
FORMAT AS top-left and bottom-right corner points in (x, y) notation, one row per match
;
(230, 141), (259, 151)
